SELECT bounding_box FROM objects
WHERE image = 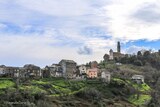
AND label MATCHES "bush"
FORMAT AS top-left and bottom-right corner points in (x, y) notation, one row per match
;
(134, 60), (143, 66)
(34, 93), (45, 100)
(76, 88), (102, 101)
